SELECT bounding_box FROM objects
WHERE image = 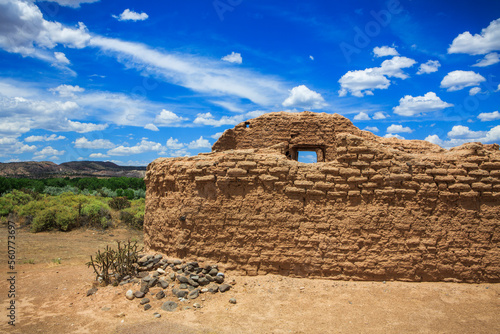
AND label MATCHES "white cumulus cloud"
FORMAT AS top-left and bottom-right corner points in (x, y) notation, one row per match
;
(372, 112), (387, 120)
(393, 92), (453, 116)
(24, 134), (66, 142)
(33, 146), (65, 160)
(353, 112), (371, 121)
(113, 9), (149, 22)
(0, 138), (37, 157)
(440, 70), (486, 91)
(107, 139), (163, 156)
(73, 137), (115, 149)
(447, 125), (486, 139)
(144, 123), (159, 131)
(478, 111), (500, 122)
(448, 18), (500, 55)
(373, 46), (399, 57)
(49, 84), (85, 97)
(89, 153), (109, 158)
(166, 137), (184, 150)
(472, 52), (500, 67)
(0, 0), (91, 61)
(338, 56), (416, 97)
(211, 132), (224, 139)
(282, 85), (327, 109)
(193, 110), (265, 127)
(221, 52), (242, 64)
(54, 52), (70, 65)
(469, 87), (481, 96)
(154, 109), (187, 126)
(188, 136), (211, 149)
(417, 60), (441, 74)
(66, 120), (108, 133)
(364, 126), (379, 133)
(384, 133), (405, 140)
(40, 0), (100, 8)
(387, 124), (413, 133)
